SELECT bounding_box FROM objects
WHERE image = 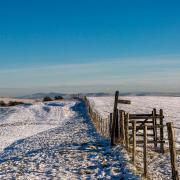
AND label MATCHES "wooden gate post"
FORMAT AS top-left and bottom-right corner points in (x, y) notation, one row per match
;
(132, 120), (136, 165)
(120, 110), (125, 144)
(153, 108), (157, 148)
(167, 122), (179, 180)
(111, 91), (119, 146)
(160, 109), (164, 153)
(144, 124), (147, 178)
